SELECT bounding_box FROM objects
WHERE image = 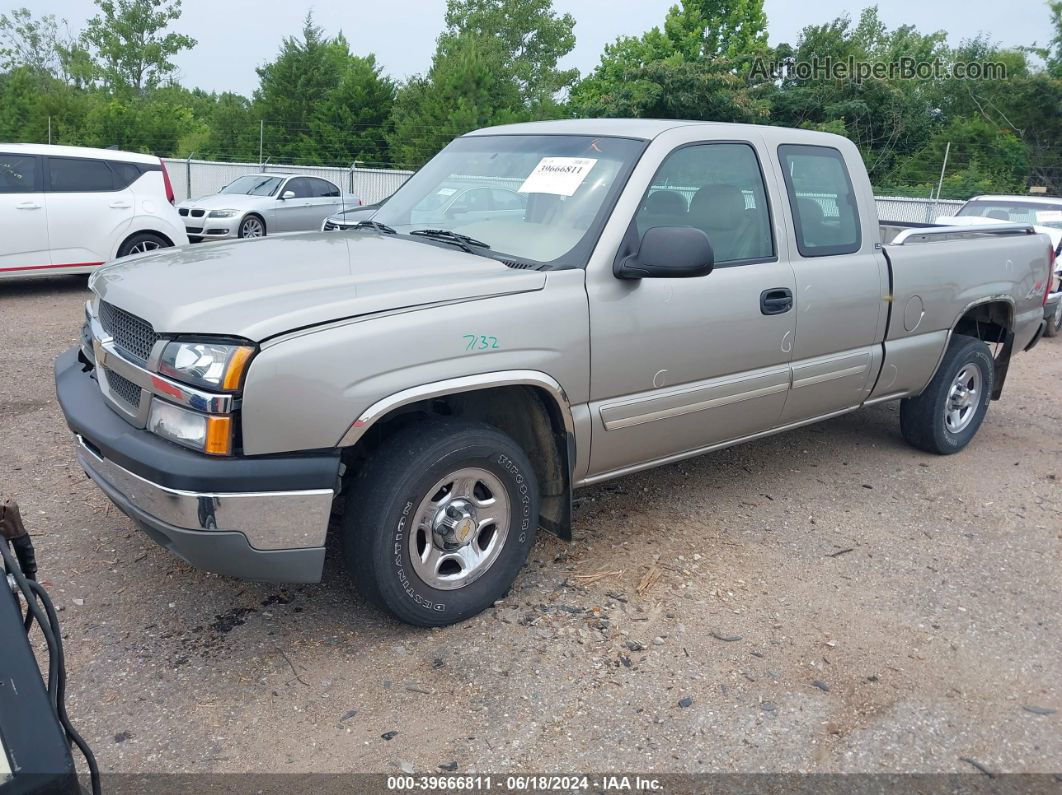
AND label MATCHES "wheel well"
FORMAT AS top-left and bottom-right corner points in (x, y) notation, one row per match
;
(951, 300), (1014, 399)
(117, 229), (173, 254)
(242, 213), (266, 231)
(340, 385), (572, 539)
